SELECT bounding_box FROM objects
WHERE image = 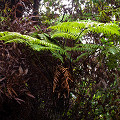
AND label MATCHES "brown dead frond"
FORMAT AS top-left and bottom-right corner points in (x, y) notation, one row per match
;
(0, 41), (35, 104)
(53, 65), (73, 98)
